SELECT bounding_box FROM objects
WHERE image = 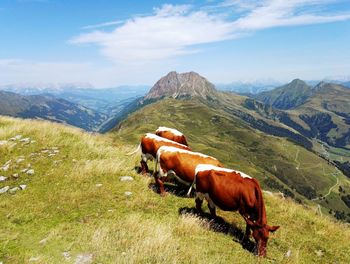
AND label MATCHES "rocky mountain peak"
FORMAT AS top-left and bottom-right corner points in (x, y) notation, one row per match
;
(144, 71), (218, 100)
